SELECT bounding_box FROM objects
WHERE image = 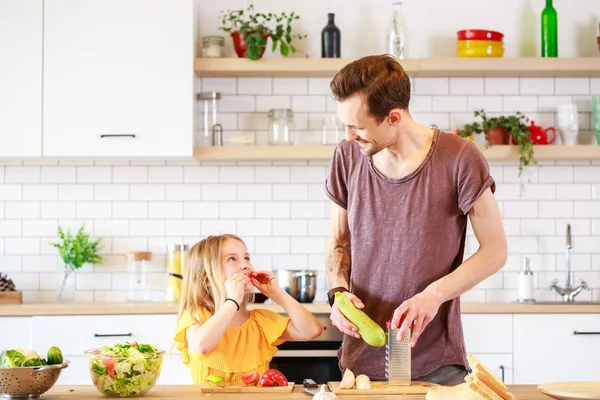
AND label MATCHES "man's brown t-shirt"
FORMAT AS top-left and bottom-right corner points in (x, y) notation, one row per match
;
(325, 129), (495, 380)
